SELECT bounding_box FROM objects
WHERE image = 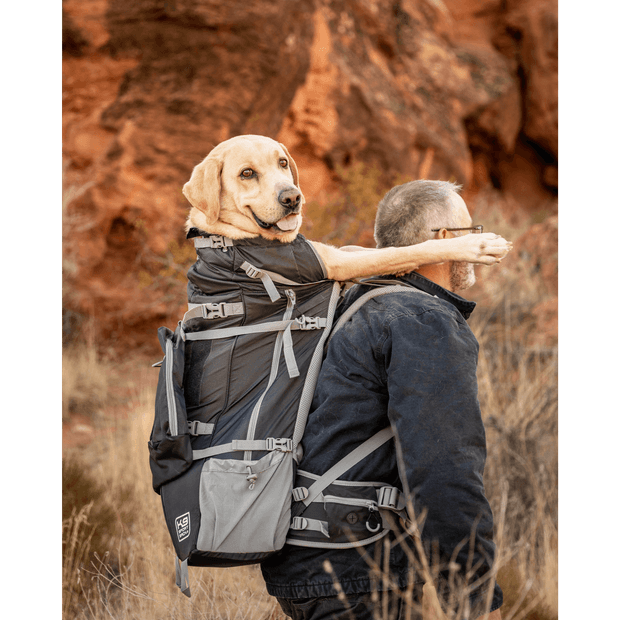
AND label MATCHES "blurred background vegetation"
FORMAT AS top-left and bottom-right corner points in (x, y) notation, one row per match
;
(62, 0), (558, 618)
